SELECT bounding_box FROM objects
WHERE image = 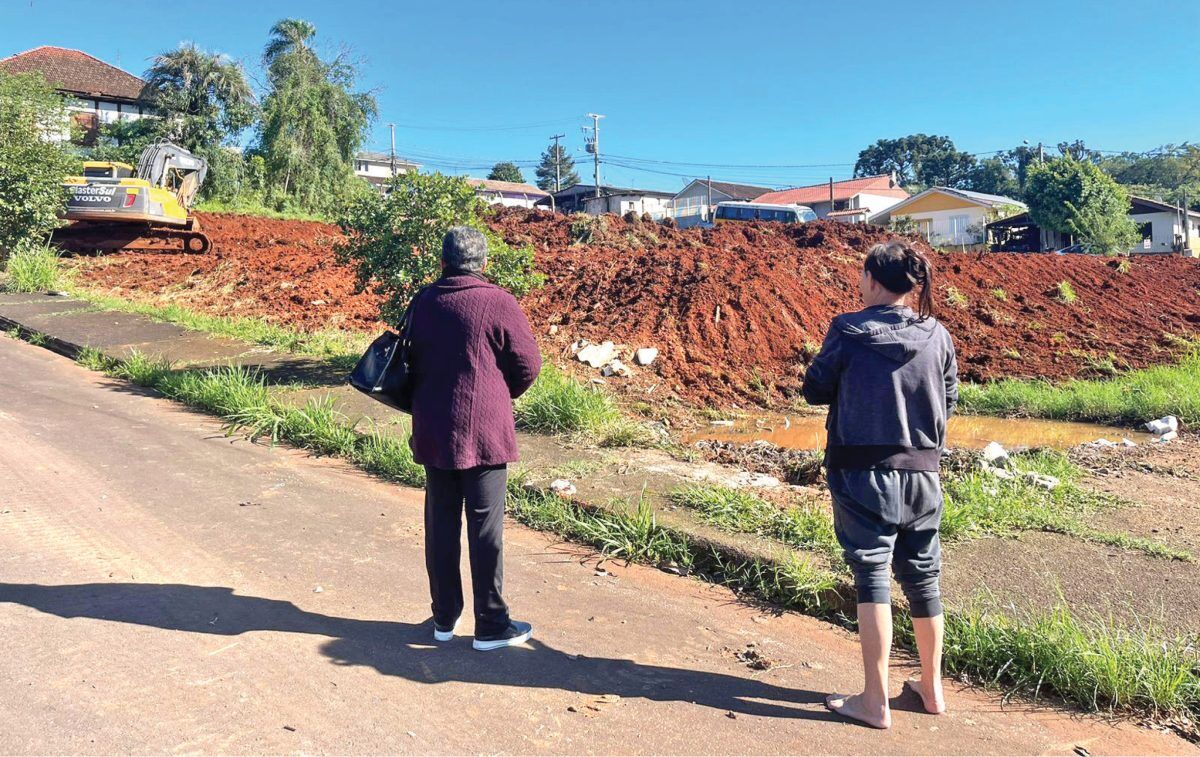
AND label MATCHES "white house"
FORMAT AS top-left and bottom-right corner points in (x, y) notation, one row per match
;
(545, 184), (676, 217)
(466, 178), (549, 209)
(669, 179), (775, 228)
(869, 187), (1026, 246)
(354, 152), (422, 190)
(754, 174), (910, 223)
(0, 46), (154, 144)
